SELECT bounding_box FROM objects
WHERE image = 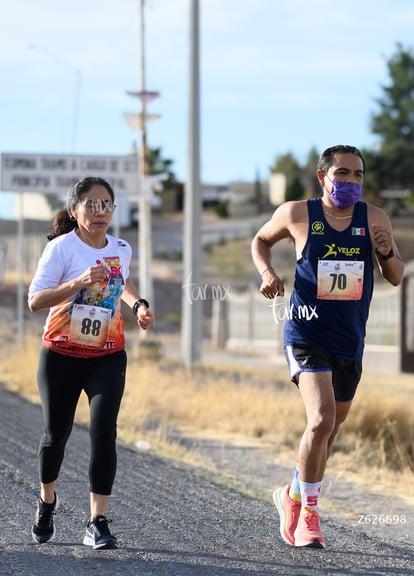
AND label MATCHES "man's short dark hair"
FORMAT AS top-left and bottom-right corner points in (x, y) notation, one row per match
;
(317, 145), (366, 173)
